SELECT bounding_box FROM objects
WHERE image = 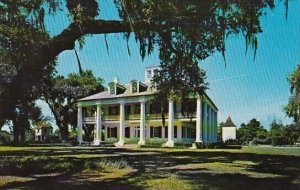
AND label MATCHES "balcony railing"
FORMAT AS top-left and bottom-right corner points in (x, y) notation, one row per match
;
(103, 115), (119, 121)
(83, 117), (96, 122)
(83, 113), (196, 123)
(126, 114), (140, 120)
